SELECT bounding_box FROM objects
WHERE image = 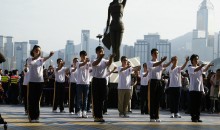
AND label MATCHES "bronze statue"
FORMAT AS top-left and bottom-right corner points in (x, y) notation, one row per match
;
(104, 0), (127, 61)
